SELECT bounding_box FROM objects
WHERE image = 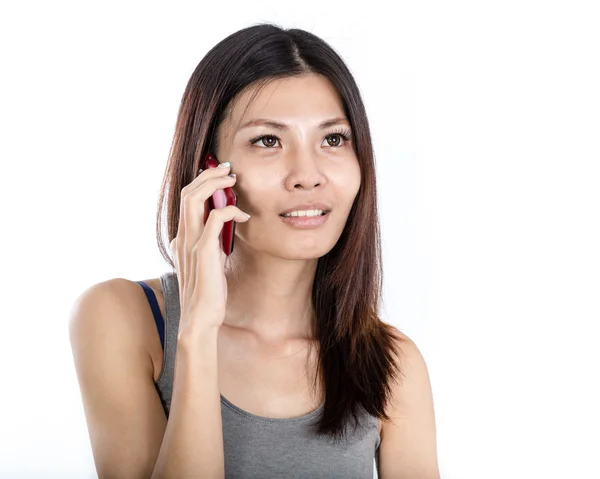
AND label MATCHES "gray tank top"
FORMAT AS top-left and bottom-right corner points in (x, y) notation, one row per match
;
(153, 271), (381, 478)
